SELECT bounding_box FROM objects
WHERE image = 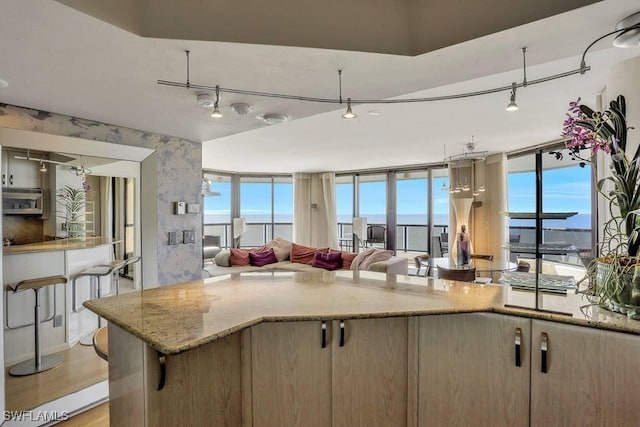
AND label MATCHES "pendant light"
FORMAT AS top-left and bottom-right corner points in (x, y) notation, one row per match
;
(342, 98), (357, 119)
(505, 82), (519, 111)
(210, 85), (223, 118)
